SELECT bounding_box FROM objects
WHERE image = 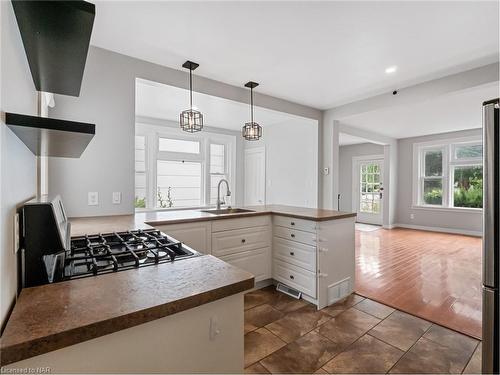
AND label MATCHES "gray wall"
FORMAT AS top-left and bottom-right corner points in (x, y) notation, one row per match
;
(338, 143), (385, 212)
(49, 46), (322, 217)
(396, 128), (483, 234)
(0, 2), (37, 327)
